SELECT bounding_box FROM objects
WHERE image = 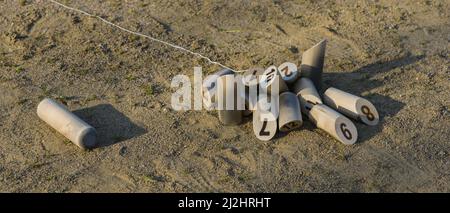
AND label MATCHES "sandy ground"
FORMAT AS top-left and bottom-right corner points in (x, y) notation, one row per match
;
(0, 0), (449, 192)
